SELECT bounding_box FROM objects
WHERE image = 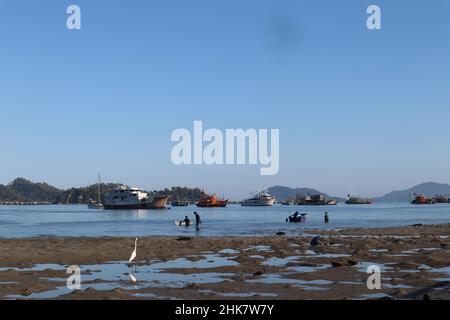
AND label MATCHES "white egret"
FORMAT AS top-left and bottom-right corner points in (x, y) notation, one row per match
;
(129, 238), (138, 263)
